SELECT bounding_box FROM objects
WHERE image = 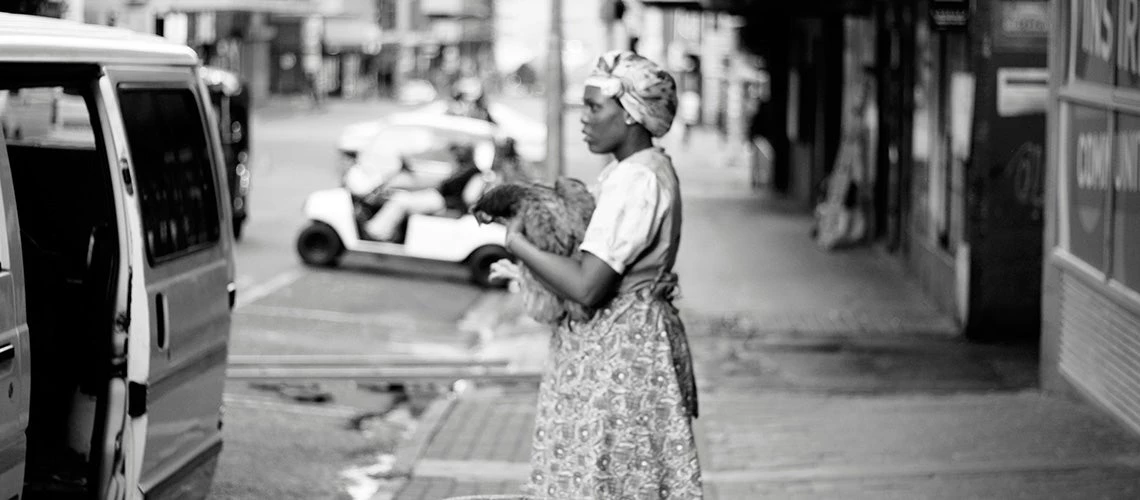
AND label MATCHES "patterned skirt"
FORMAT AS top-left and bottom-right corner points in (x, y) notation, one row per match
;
(523, 288), (702, 500)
